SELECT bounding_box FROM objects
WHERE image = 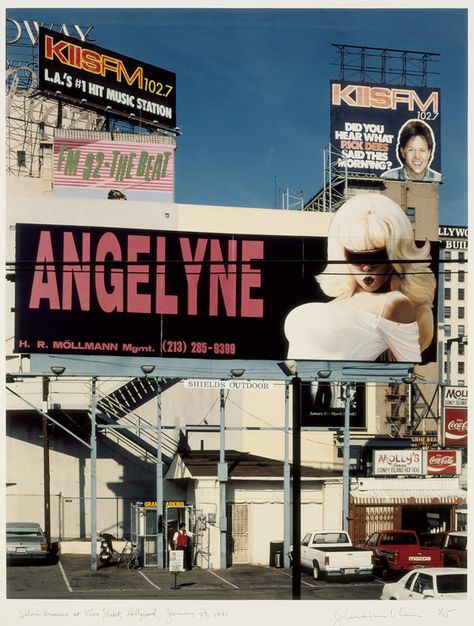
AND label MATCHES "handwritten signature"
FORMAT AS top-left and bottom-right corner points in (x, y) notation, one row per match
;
(334, 607), (457, 626)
